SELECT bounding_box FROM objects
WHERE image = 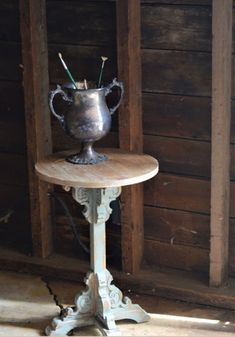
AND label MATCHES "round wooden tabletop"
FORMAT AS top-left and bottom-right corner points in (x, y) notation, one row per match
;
(35, 148), (159, 188)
